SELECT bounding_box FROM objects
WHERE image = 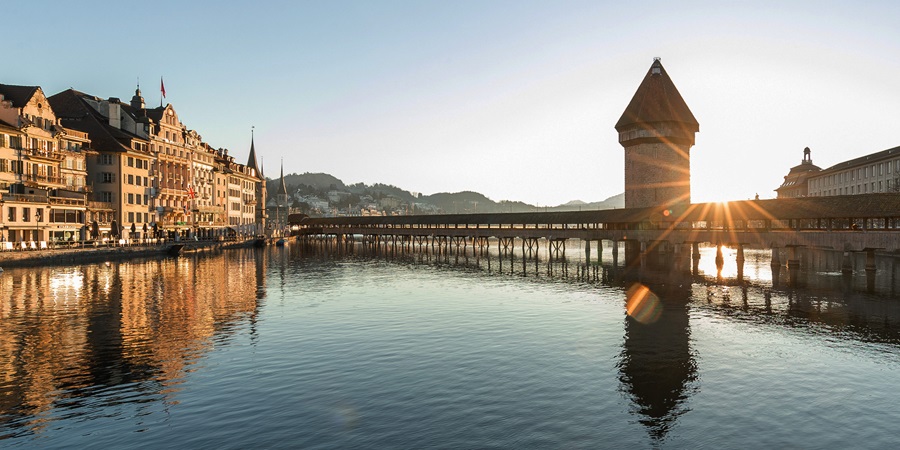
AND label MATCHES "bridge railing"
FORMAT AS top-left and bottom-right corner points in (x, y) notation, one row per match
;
(302, 218), (900, 234)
